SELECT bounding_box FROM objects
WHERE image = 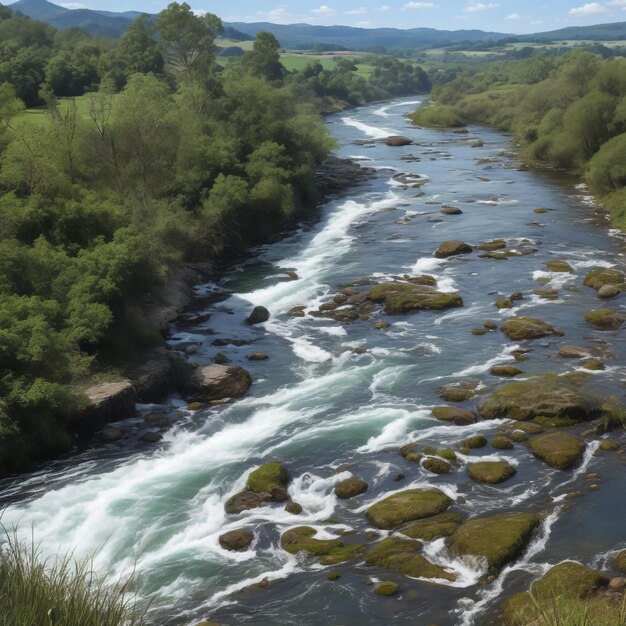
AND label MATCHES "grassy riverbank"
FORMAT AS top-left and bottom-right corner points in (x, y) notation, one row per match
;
(410, 50), (626, 231)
